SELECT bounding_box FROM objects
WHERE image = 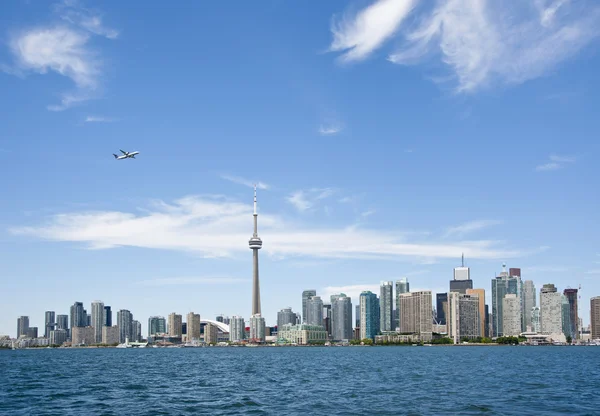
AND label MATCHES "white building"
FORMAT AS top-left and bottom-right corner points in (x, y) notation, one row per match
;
(448, 292), (460, 344)
(229, 316), (245, 343)
(503, 294), (521, 336)
(278, 324), (327, 345)
(91, 301), (104, 344)
(540, 284), (564, 339)
(249, 314), (265, 342)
